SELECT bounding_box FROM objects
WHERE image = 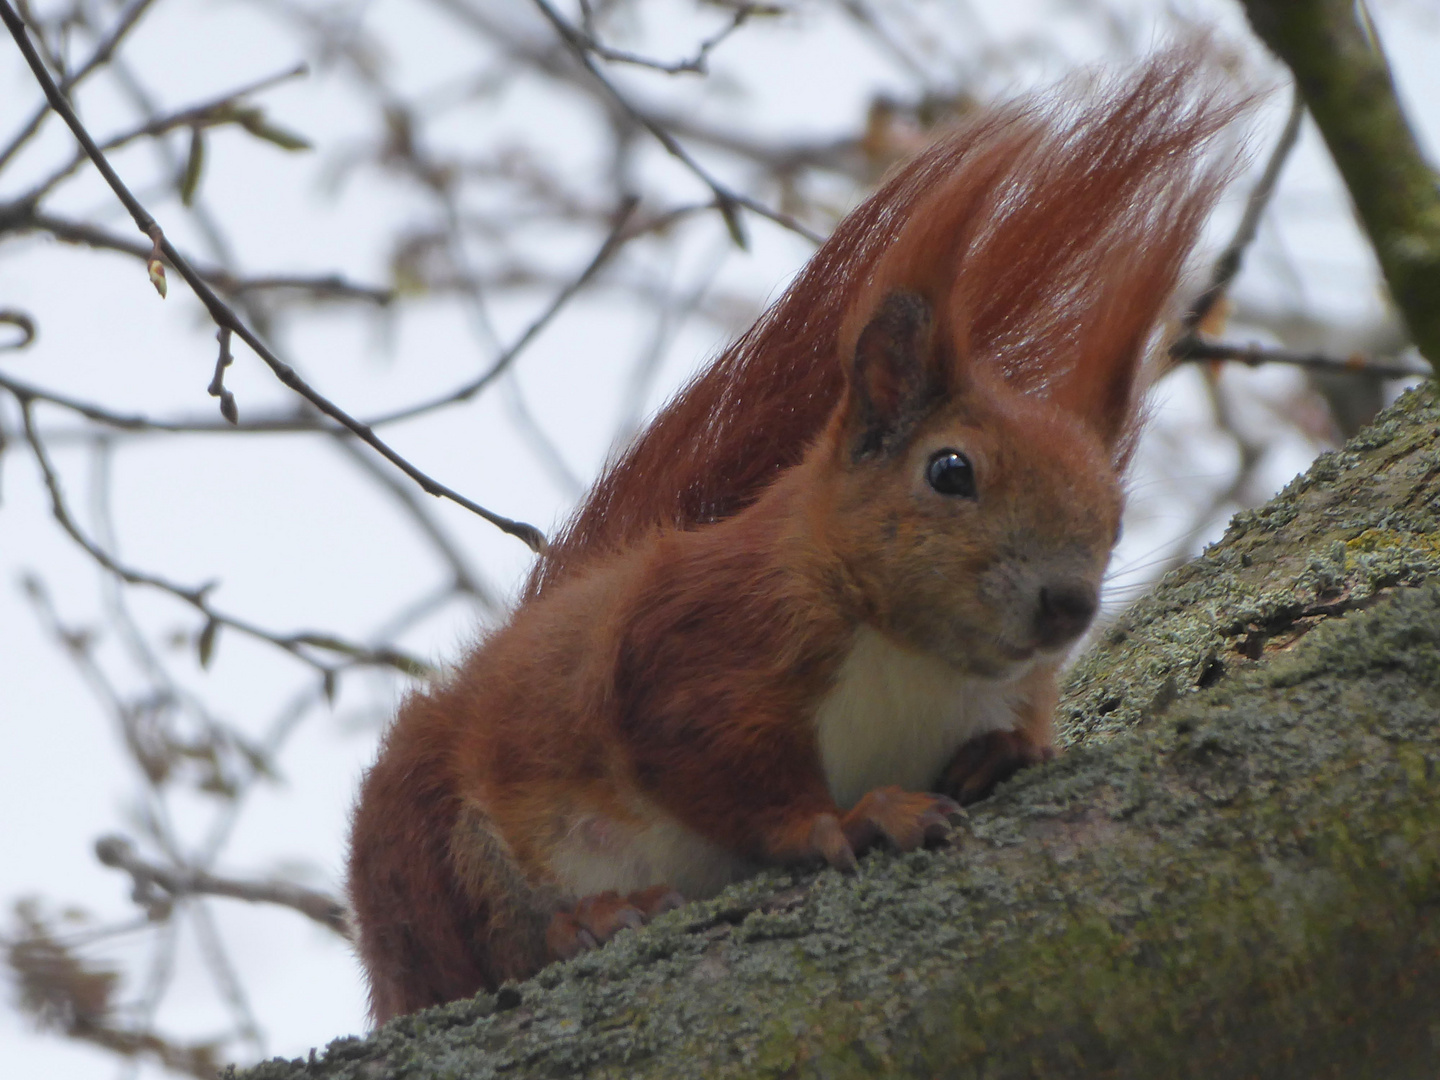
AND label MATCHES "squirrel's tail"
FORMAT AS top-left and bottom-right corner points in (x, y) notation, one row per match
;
(527, 44), (1246, 600)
